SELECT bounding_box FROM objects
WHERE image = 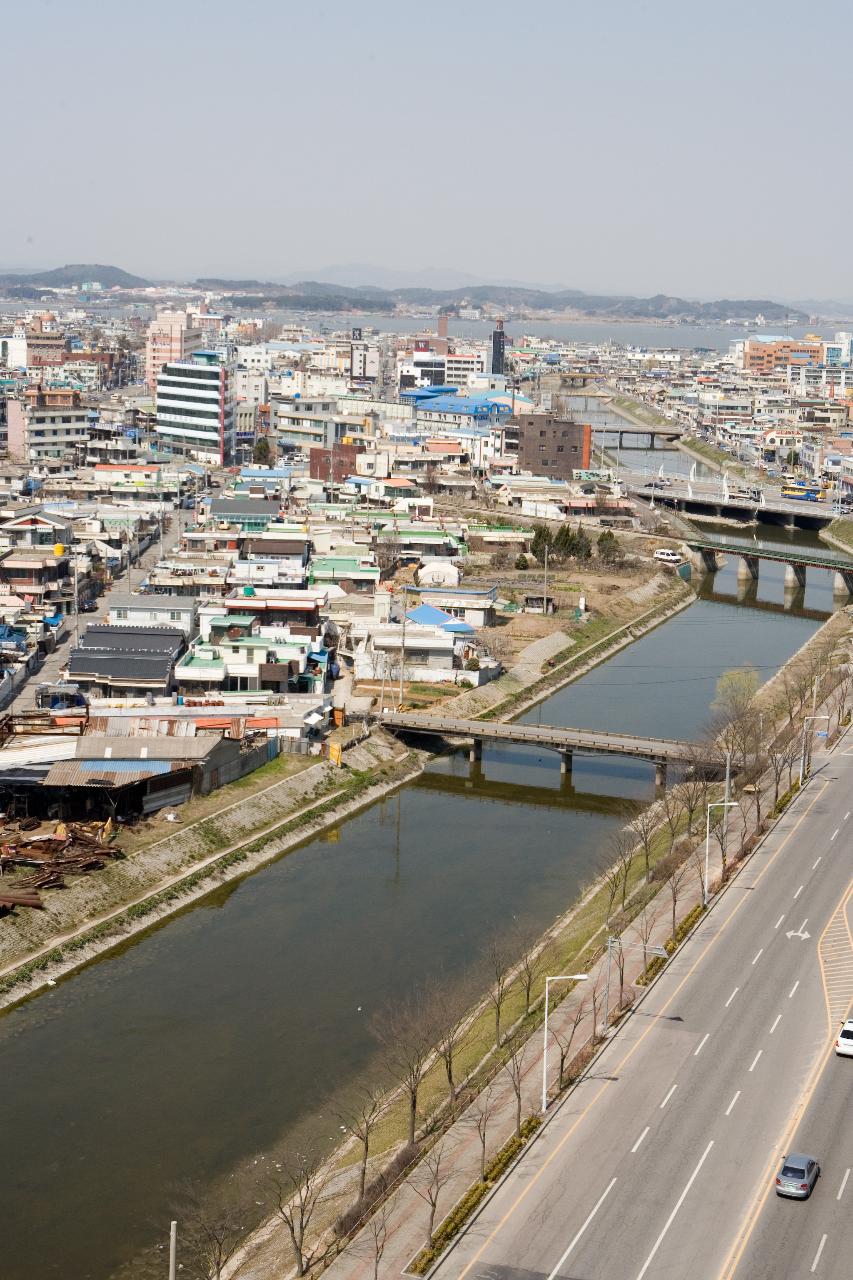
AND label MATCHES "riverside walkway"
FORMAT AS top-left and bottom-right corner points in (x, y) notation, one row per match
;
(382, 711), (715, 786)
